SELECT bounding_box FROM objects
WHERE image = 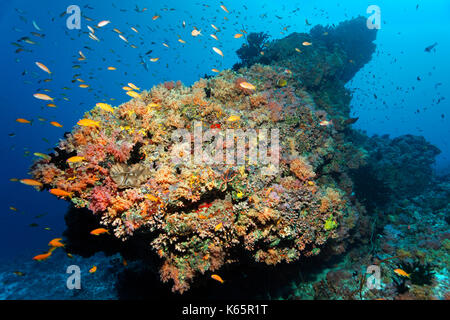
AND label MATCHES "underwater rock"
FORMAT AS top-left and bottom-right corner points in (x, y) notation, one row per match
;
(353, 133), (441, 201)
(234, 16), (378, 118)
